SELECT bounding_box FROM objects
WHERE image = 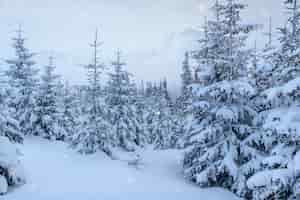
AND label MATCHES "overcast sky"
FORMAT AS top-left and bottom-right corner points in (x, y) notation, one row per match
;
(0, 0), (286, 93)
